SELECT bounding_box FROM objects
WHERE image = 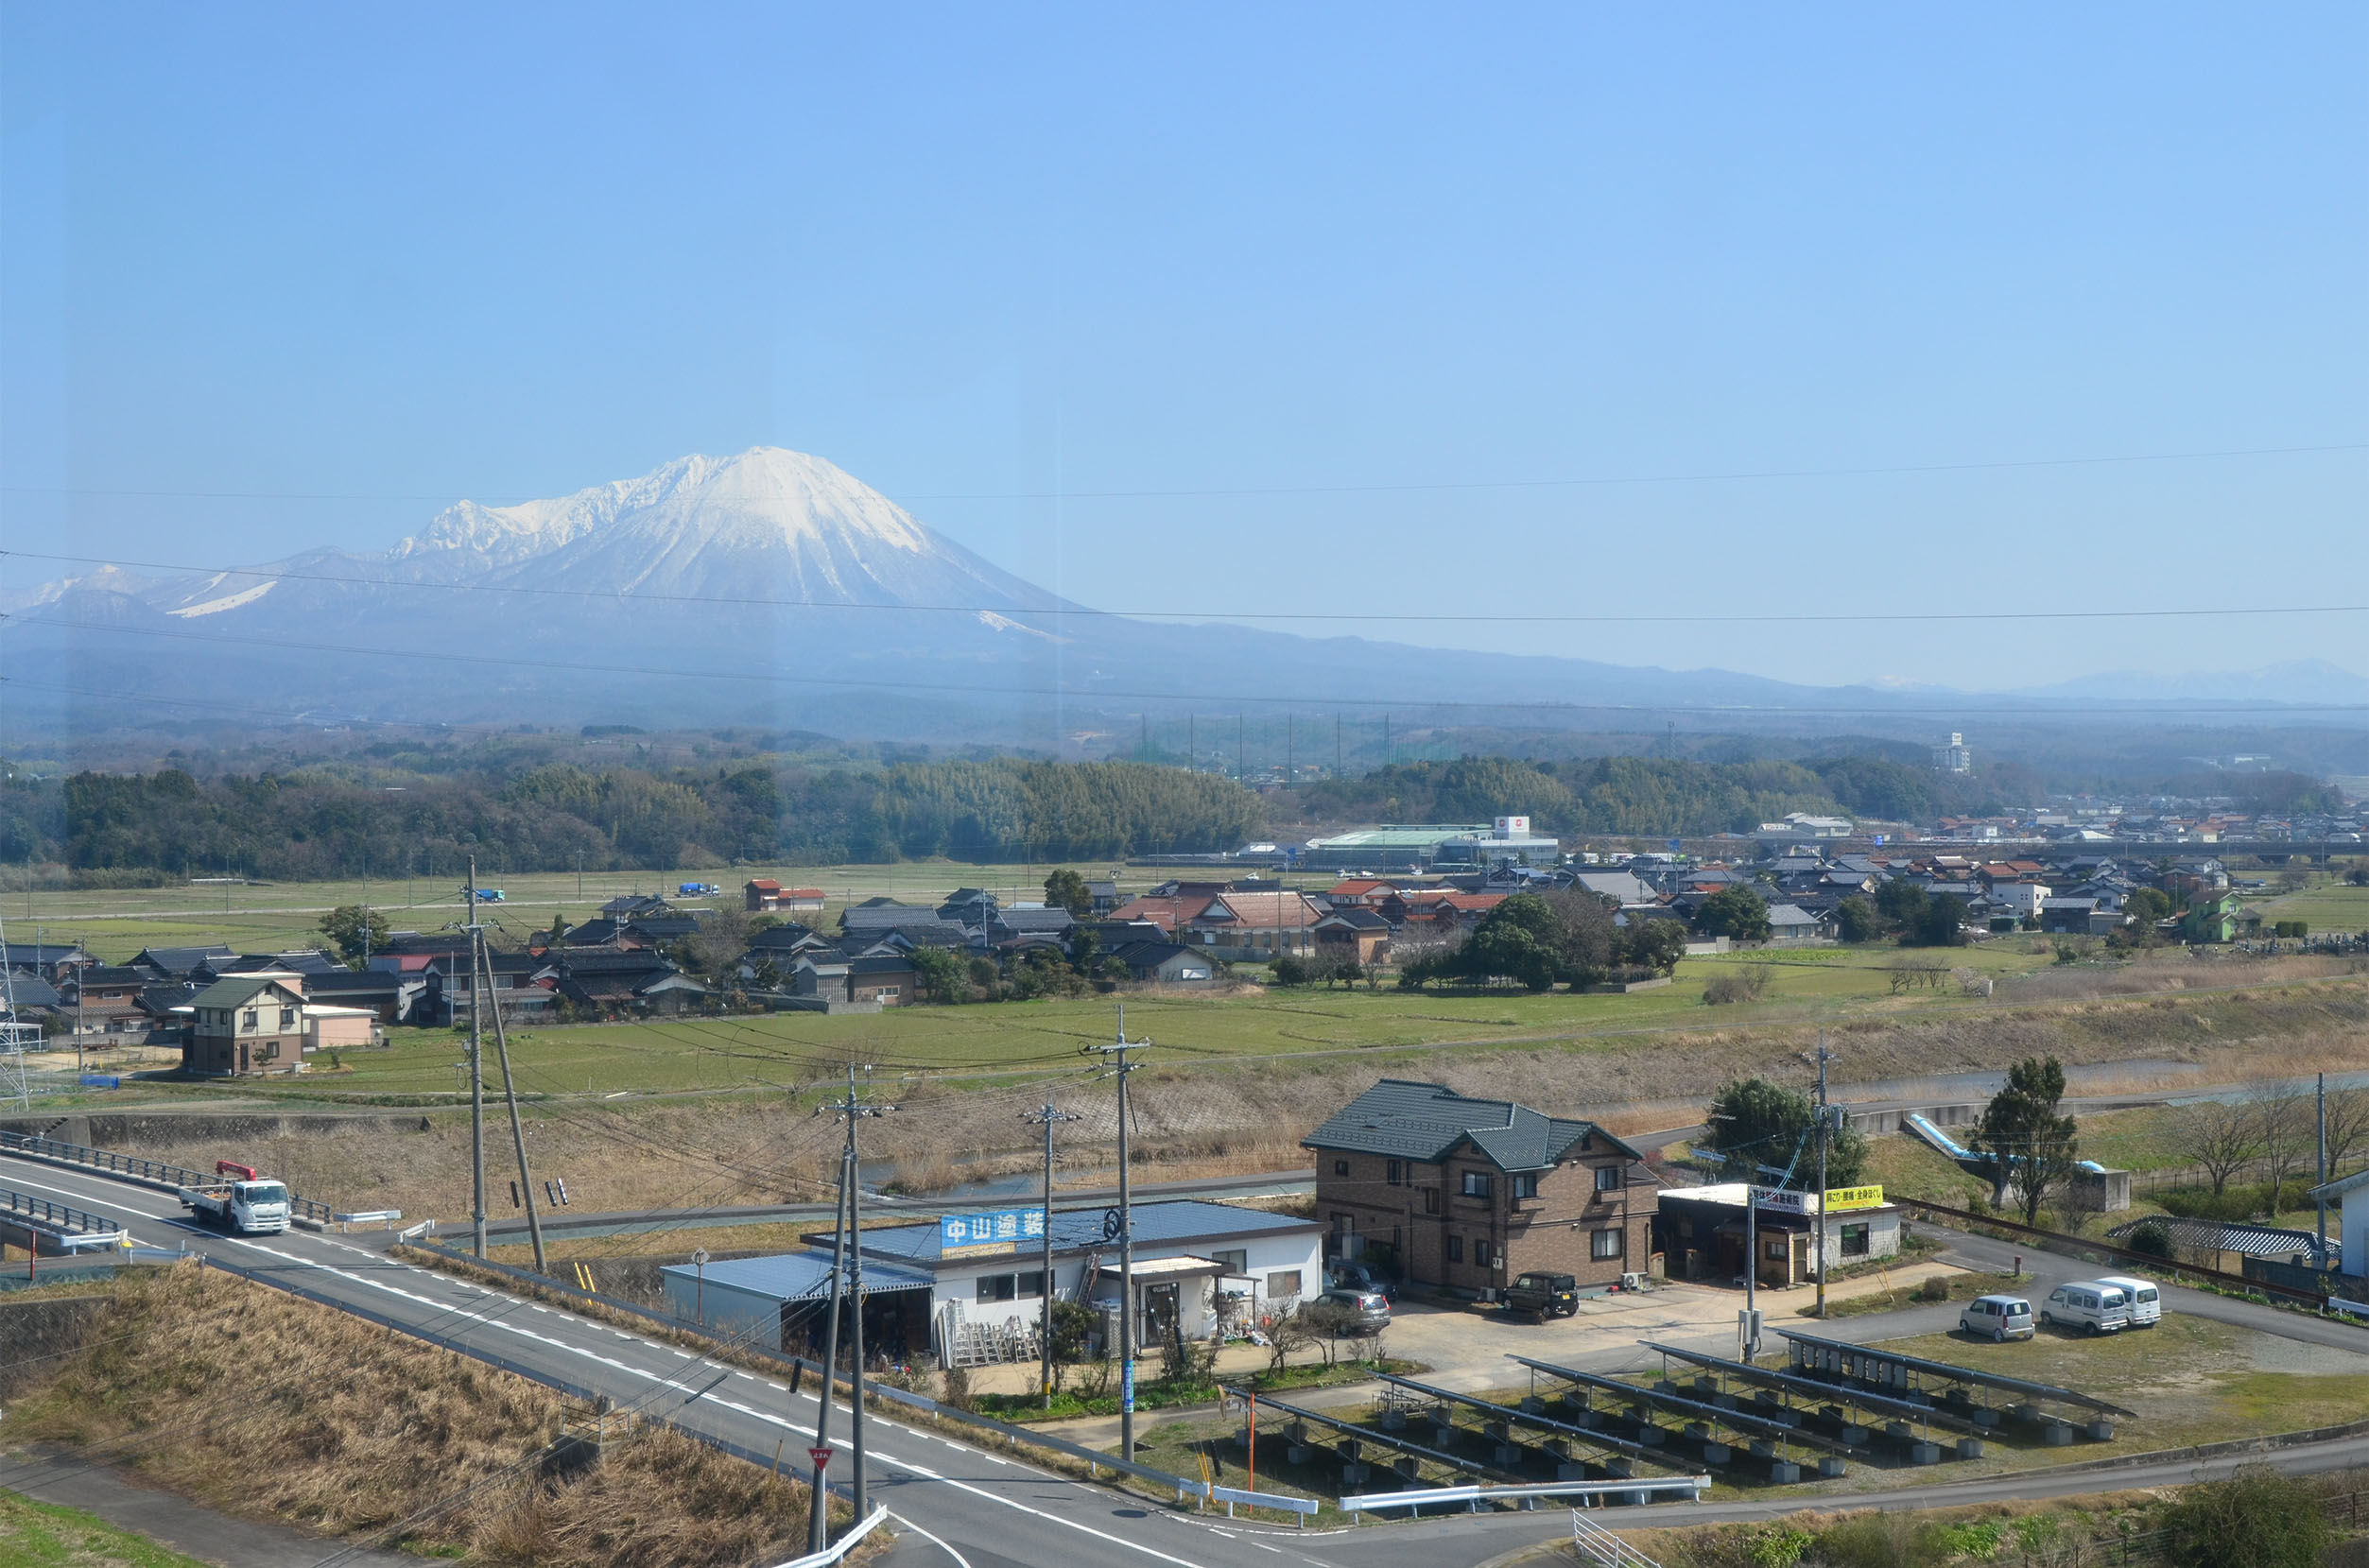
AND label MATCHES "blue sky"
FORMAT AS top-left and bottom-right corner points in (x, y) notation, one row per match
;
(3, 3), (2363, 691)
